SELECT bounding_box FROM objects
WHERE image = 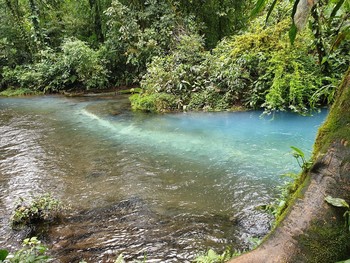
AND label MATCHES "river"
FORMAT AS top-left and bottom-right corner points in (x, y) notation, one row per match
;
(0, 95), (327, 262)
